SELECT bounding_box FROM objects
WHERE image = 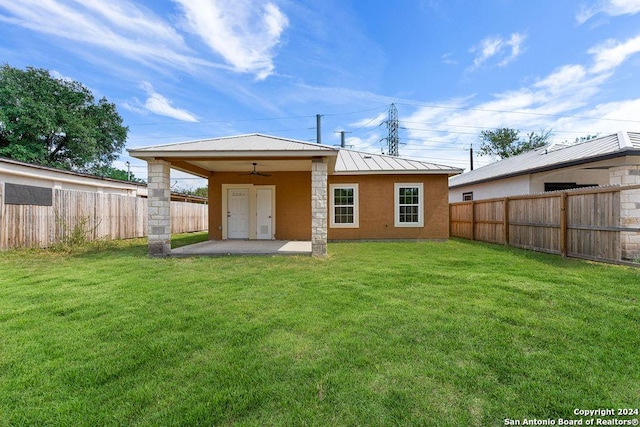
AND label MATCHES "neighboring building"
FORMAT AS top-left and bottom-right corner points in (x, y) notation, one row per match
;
(0, 157), (208, 250)
(0, 157), (206, 203)
(449, 131), (640, 202)
(129, 133), (462, 257)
